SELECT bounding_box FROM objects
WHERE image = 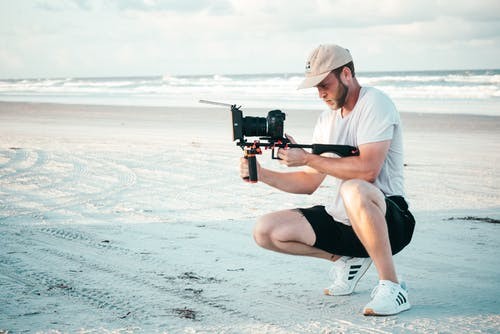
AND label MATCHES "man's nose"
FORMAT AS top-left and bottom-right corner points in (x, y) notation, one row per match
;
(317, 87), (326, 99)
